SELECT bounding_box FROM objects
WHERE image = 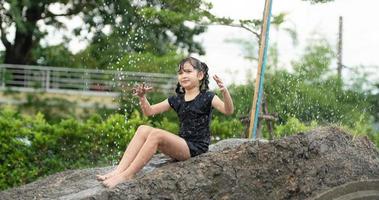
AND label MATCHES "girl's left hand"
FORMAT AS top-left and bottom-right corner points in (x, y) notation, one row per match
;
(213, 75), (226, 92)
